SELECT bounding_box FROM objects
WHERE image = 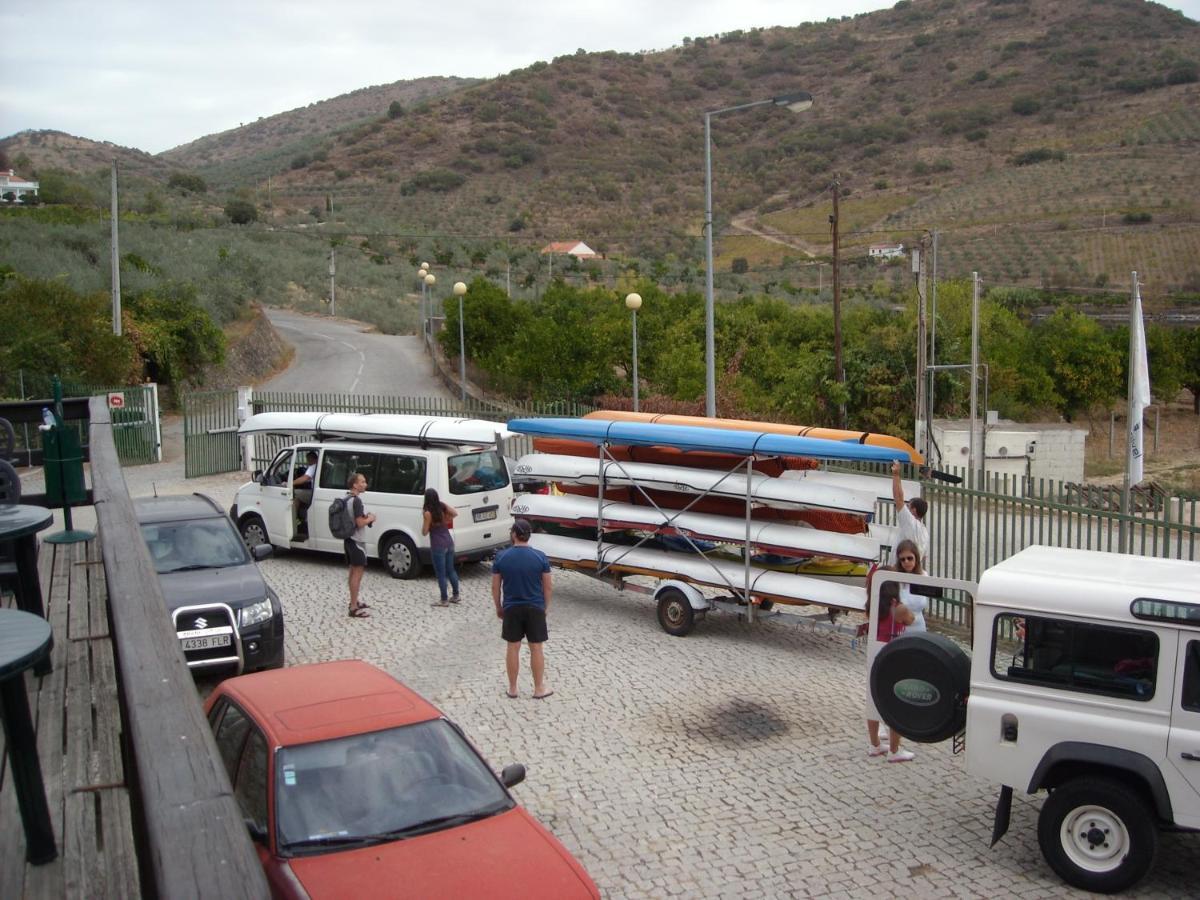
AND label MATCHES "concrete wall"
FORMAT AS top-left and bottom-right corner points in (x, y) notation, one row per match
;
(924, 419), (1087, 488)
